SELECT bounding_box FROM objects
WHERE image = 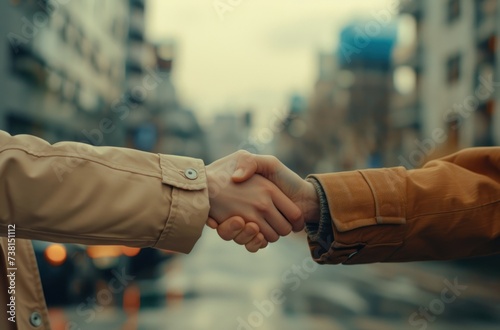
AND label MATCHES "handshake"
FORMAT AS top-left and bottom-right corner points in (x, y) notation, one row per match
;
(205, 151), (320, 253)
